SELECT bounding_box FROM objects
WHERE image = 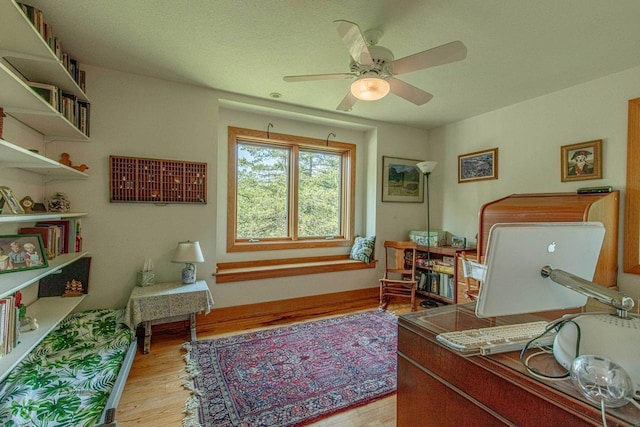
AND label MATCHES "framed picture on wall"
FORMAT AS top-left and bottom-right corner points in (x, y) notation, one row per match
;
(381, 156), (424, 202)
(561, 139), (602, 182)
(458, 148), (499, 183)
